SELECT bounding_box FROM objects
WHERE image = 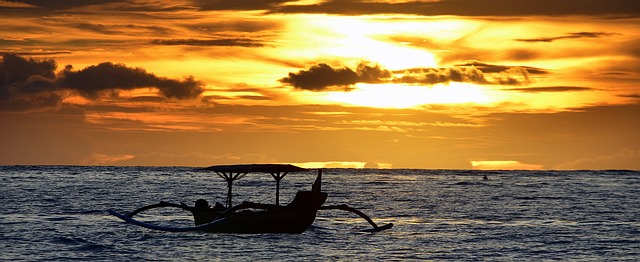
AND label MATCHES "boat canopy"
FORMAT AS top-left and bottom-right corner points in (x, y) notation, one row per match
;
(200, 164), (310, 207)
(202, 164), (308, 173)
